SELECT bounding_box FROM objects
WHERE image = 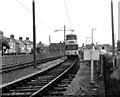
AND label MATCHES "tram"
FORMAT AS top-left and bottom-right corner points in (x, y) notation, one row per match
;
(65, 34), (78, 58)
